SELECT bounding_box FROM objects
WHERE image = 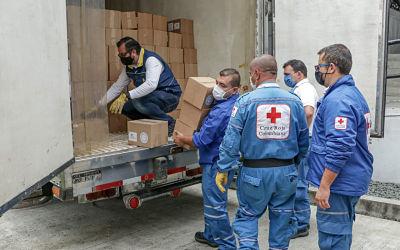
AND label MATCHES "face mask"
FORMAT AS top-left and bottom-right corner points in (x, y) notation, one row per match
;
(315, 63), (334, 86)
(213, 85), (229, 101)
(120, 52), (134, 65)
(250, 74), (257, 90)
(284, 74), (297, 88)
